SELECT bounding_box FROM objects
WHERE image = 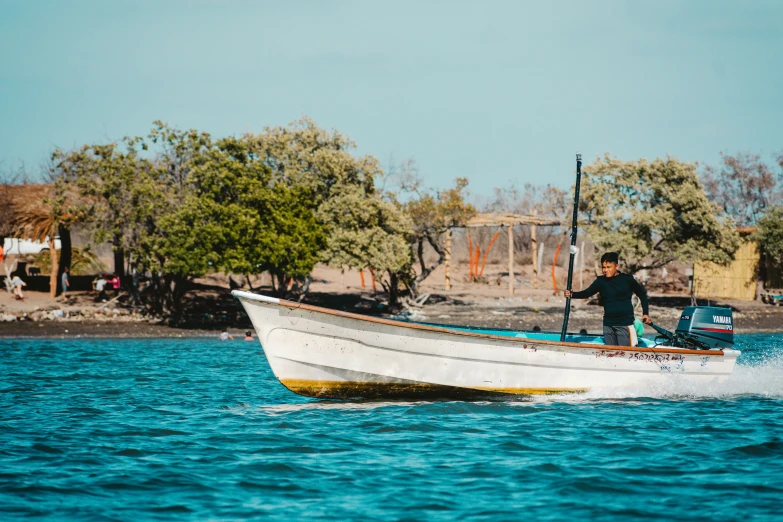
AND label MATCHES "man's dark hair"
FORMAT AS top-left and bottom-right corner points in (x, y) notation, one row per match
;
(601, 252), (619, 264)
